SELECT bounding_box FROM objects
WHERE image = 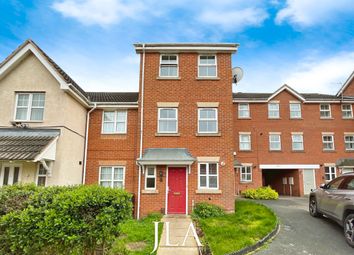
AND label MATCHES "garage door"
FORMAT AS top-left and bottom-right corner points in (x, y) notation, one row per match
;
(303, 169), (316, 195)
